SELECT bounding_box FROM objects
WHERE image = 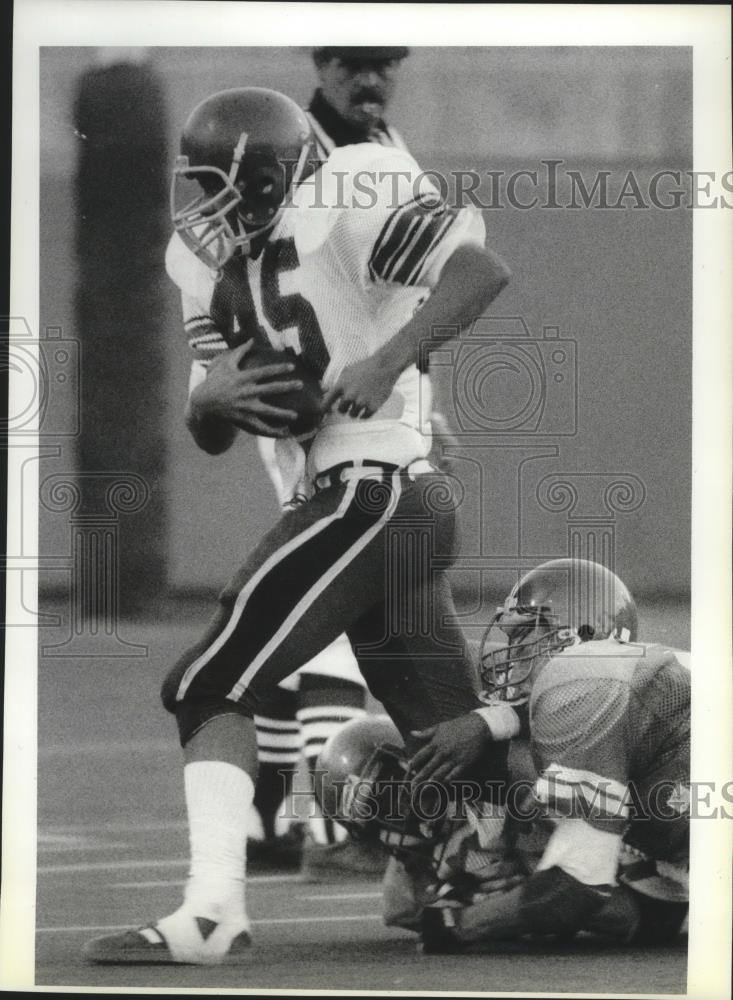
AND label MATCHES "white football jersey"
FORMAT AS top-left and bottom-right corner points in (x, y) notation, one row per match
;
(167, 143), (486, 496)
